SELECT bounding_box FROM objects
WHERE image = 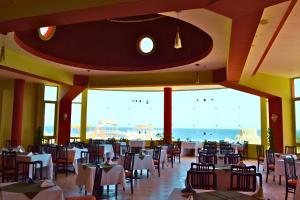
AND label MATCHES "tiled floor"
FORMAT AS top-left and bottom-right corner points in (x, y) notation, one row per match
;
(56, 157), (292, 200)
